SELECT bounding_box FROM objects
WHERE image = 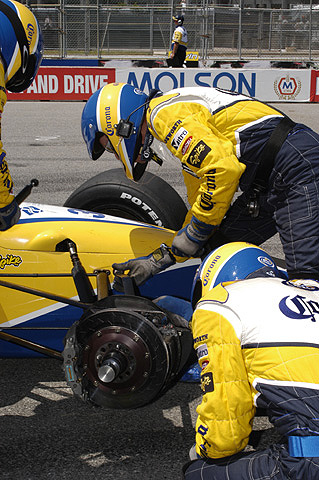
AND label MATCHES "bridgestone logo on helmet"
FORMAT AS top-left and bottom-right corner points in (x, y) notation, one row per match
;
(120, 192), (162, 225)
